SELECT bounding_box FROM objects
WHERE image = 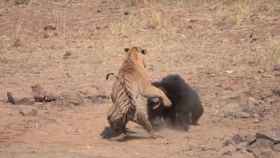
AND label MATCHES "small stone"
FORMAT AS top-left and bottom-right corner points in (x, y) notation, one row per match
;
(63, 51), (72, 59)
(232, 134), (244, 144)
(238, 112), (251, 118)
(61, 92), (84, 106)
(43, 33), (50, 38)
(19, 108), (38, 116)
(220, 144), (236, 156)
(223, 140), (232, 146)
(44, 24), (56, 31)
(85, 95), (110, 104)
(272, 88), (280, 96)
(31, 84), (57, 102)
(226, 70), (234, 74)
(124, 11), (129, 15)
(257, 69), (265, 73)
(15, 0), (30, 5)
(248, 97), (259, 106)
(273, 64), (280, 71)
(189, 19), (198, 23)
(222, 150), (232, 156)
(272, 144), (280, 152)
(13, 39), (22, 47)
(250, 38), (257, 43)
(7, 92), (16, 104)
